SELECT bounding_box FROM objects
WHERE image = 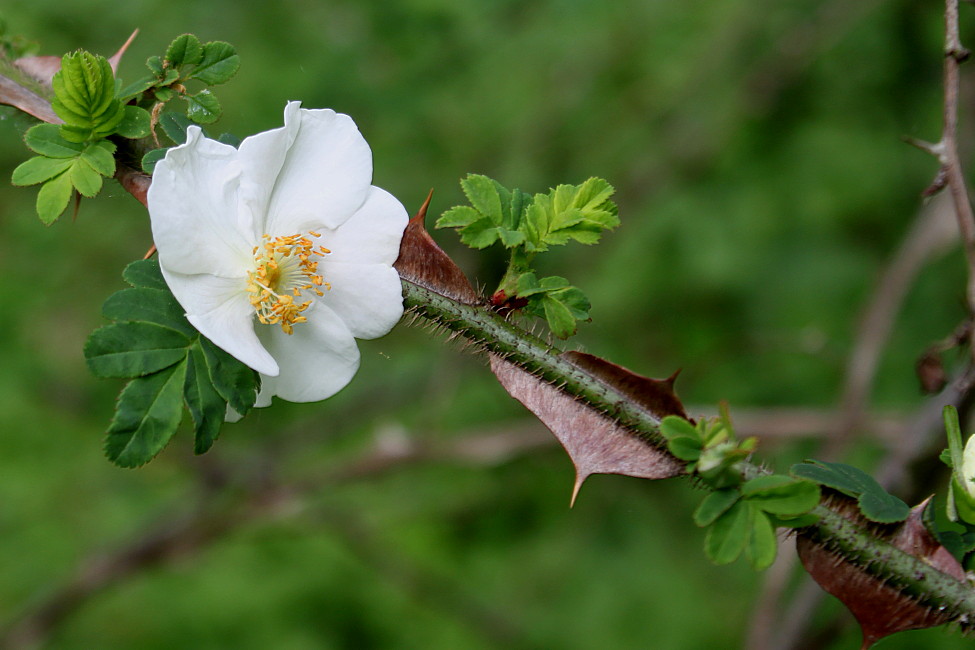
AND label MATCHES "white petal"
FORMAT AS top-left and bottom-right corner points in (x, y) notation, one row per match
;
(318, 263), (404, 339)
(255, 304), (361, 403)
(263, 107), (373, 234)
(148, 127), (253, 276)
(235, 101), (302, 240)
(324, 187), (408, 266)
(161, 268), (279, 377)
